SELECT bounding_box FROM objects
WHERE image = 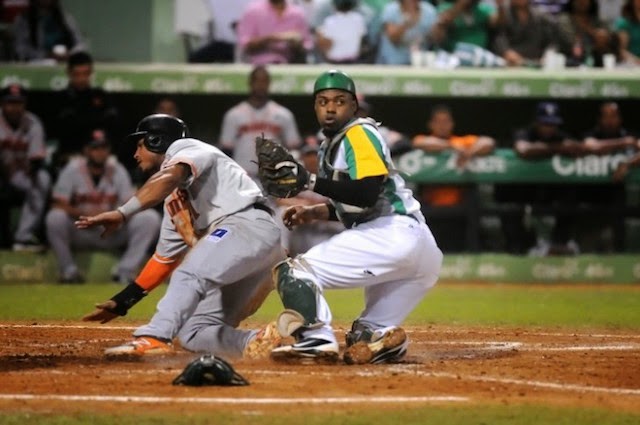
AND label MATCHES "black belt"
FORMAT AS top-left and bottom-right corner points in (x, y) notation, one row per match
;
(253, 202), (274, 216)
